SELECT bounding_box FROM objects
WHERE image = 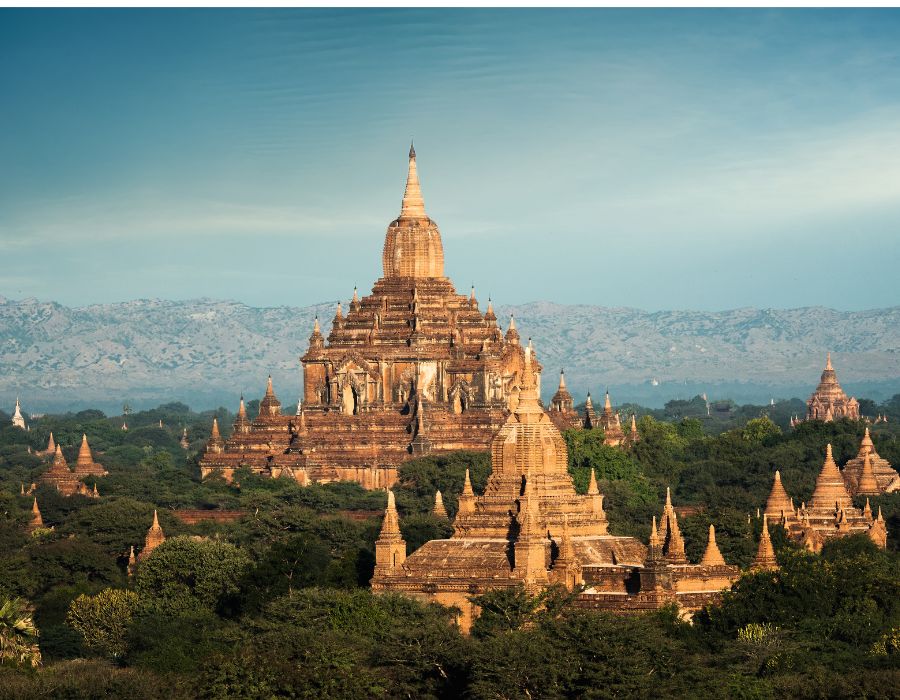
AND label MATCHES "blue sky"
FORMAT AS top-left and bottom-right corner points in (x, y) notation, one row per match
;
(1, 8), (899, 311)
